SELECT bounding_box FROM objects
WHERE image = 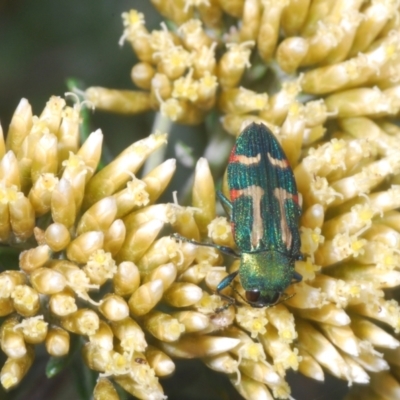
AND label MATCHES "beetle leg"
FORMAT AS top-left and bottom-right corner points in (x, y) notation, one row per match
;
(217, 191), (232, 218)
(215, 270), (239, 313)
(292, 271), (302, 283)
(171, 233), (240, 258)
